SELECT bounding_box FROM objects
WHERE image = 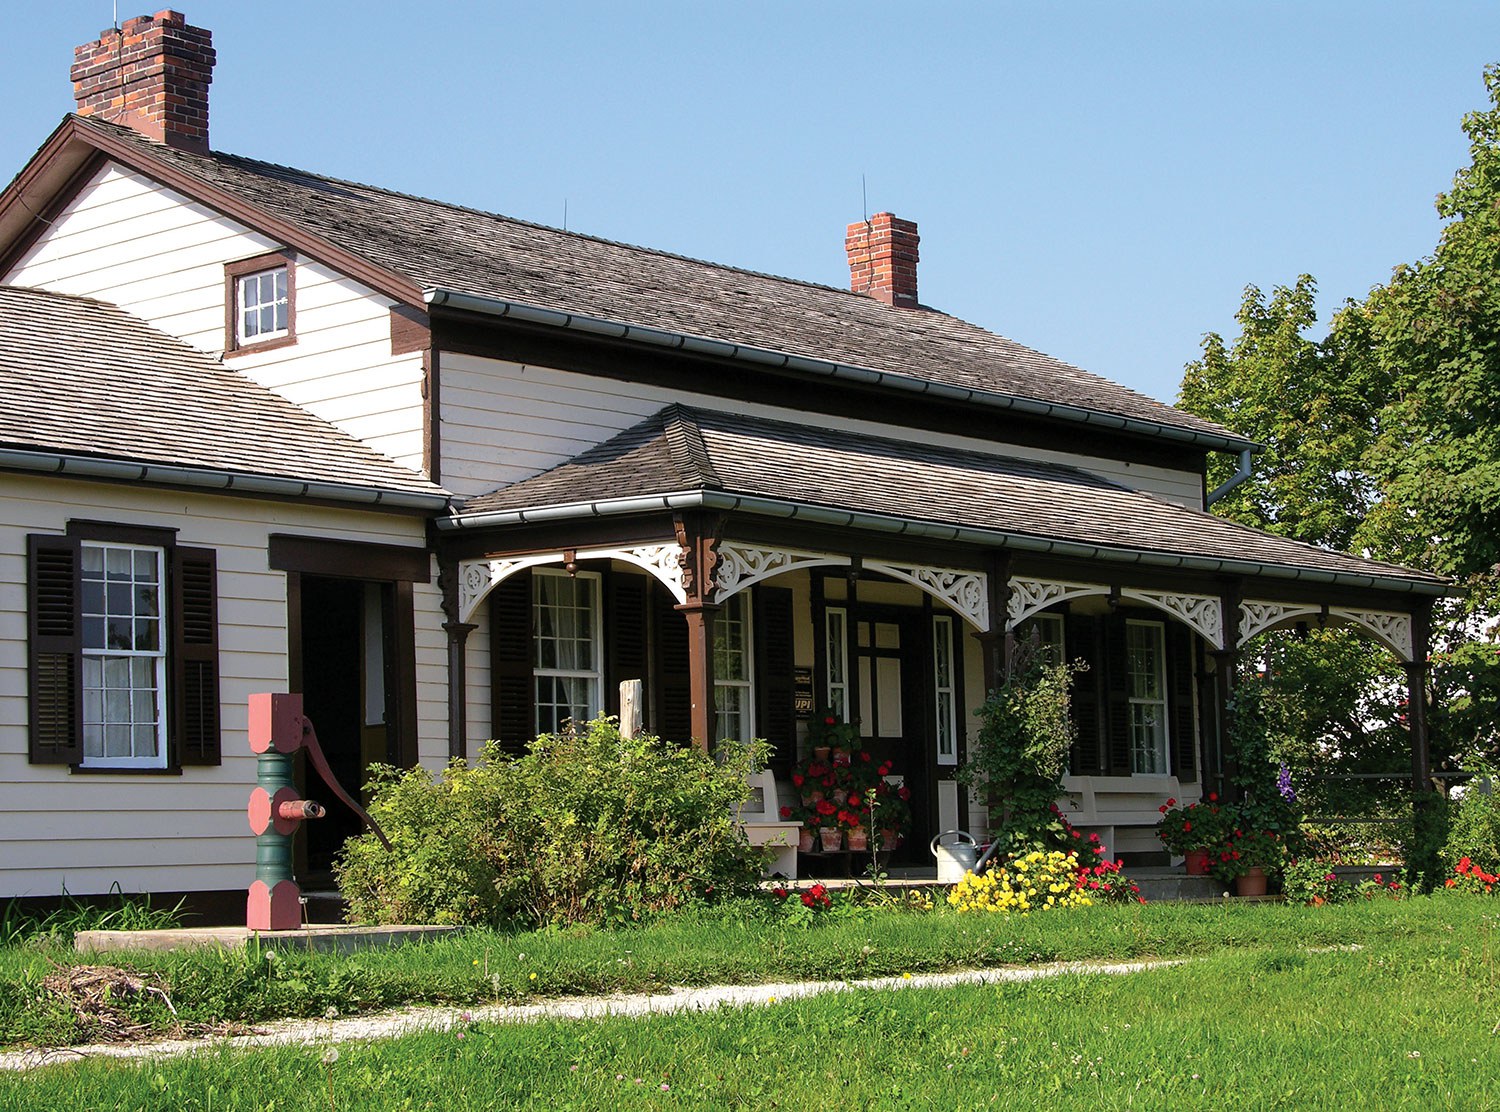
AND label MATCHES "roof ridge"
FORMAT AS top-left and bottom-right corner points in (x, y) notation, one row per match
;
(69, 115), (878, 305)
(660, 404), (723, 490)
